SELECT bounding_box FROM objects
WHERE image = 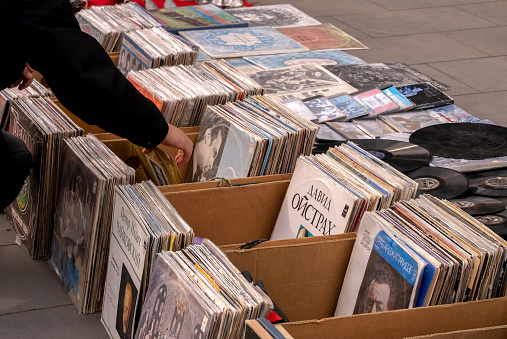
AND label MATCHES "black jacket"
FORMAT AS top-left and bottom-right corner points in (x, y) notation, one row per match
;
(0, 0), (168, 149)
